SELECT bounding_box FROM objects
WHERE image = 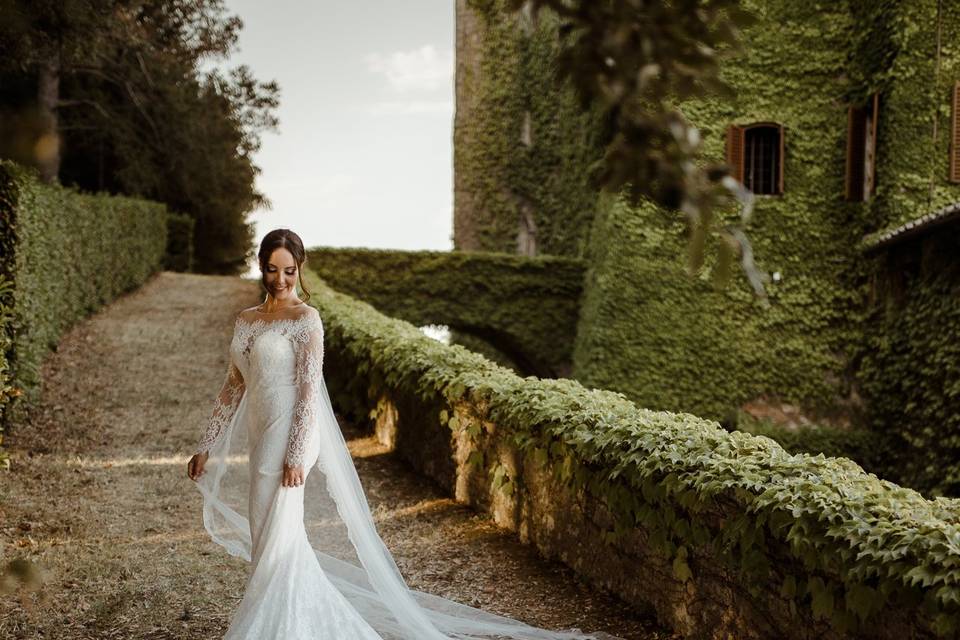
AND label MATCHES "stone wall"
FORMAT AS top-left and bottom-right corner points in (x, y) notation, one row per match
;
(368, 385), (927, 640)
